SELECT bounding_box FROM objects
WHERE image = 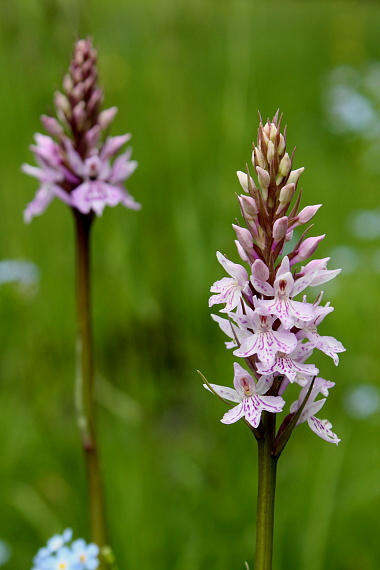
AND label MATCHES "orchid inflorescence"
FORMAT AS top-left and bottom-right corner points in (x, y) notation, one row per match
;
(205, 112), (345, 449)
(31, 528), (99, 570)
(23, 38), (140, 222)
